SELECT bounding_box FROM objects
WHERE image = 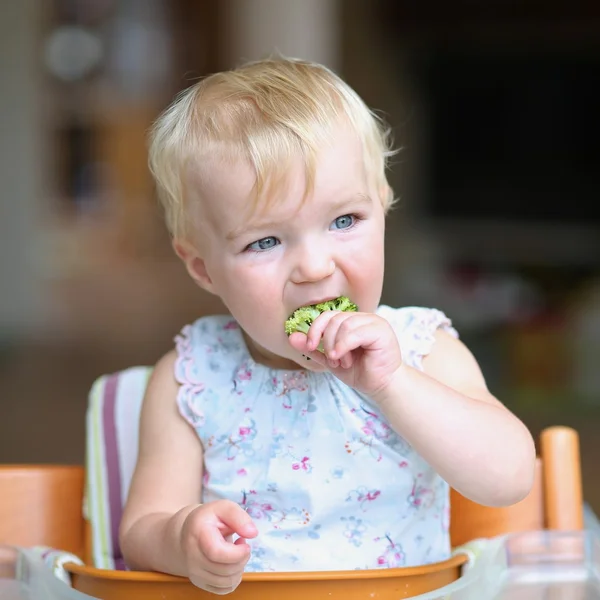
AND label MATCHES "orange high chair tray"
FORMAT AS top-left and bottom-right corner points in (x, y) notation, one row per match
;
(65, 555), (468, 600)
